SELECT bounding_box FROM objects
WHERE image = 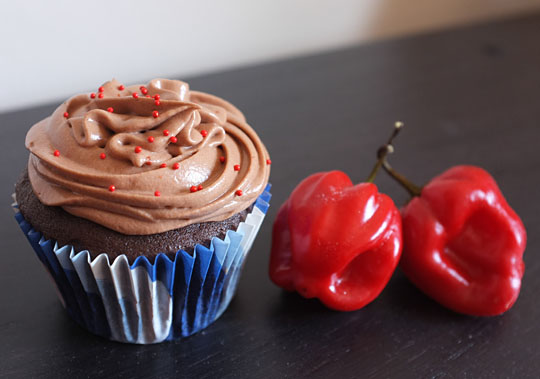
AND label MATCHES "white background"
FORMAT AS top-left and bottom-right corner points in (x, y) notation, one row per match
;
(2, 0), (539, 112)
